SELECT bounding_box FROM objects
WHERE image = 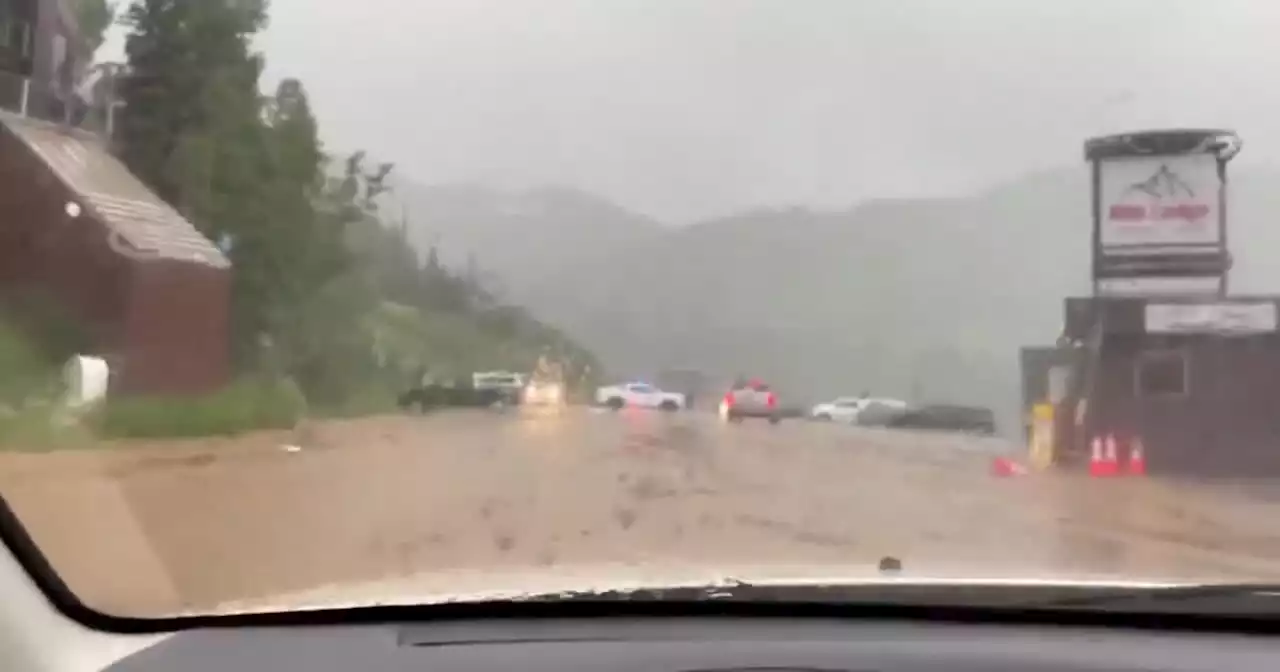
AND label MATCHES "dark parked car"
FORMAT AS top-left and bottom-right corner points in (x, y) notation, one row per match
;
(398, 377), (512, 413)
(854, 399), (913, 427)
(885, 404), (996, 436)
